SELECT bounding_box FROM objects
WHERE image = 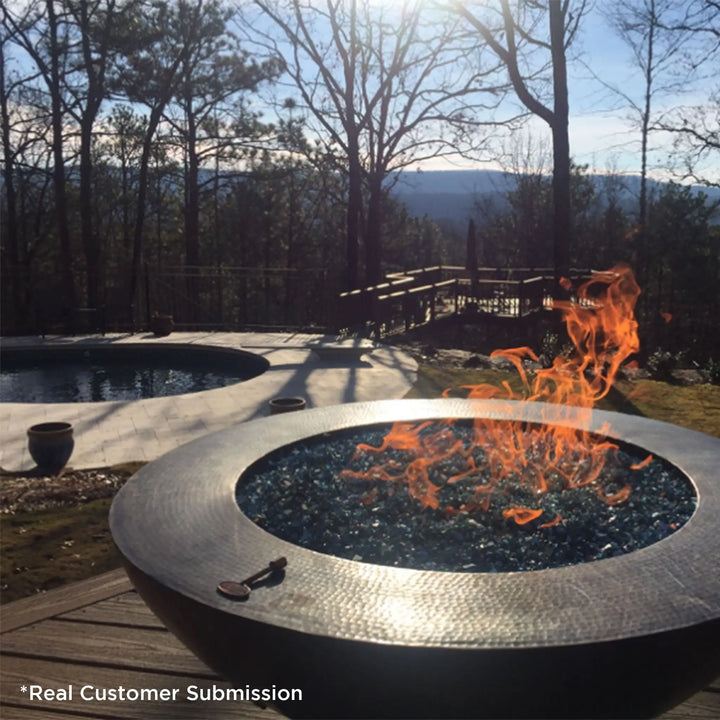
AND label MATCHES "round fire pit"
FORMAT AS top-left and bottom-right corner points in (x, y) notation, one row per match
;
(110, 399), (720, 718)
